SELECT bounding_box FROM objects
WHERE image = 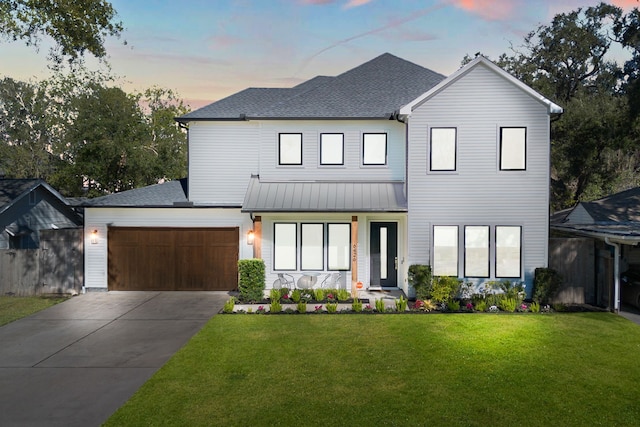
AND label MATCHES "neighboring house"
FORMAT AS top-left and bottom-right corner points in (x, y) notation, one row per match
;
(0, 179), (82, 249)
(84, 53), (562, 294)
(551, 187), (640, 311)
